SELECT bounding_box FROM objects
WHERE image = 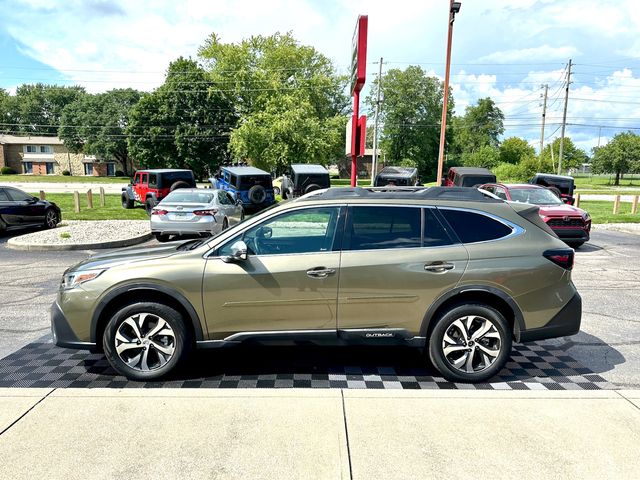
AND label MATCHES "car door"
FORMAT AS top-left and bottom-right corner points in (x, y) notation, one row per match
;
(337, 205), (468, 334)
(5, 187), (45, 225)
(202, 205), (344, 340)
(0, 188), (19, 227)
